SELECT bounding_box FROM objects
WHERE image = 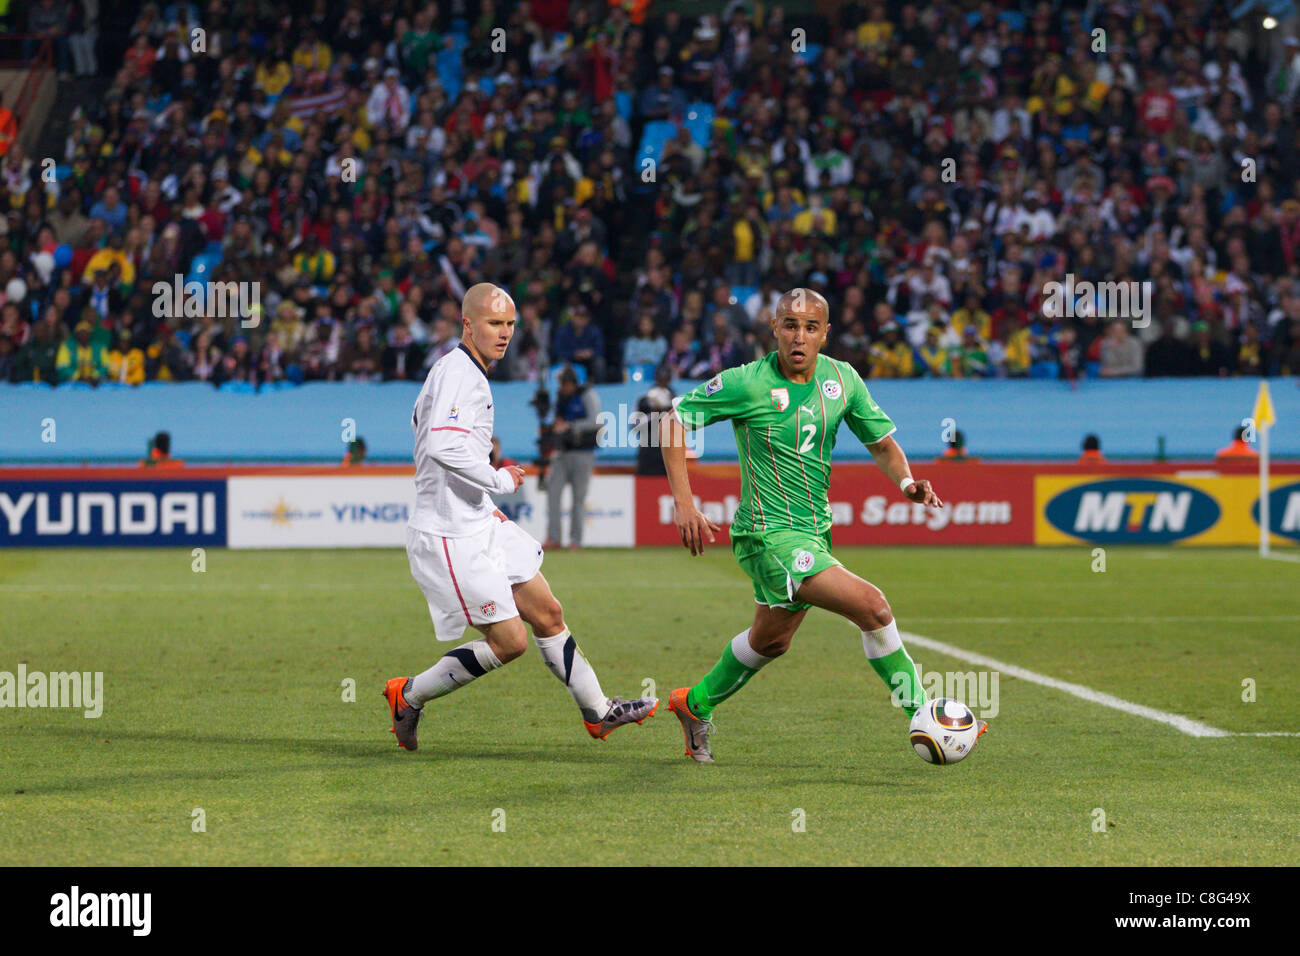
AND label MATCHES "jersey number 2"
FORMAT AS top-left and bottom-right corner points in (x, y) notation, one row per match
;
(798, 423), (816, 454)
